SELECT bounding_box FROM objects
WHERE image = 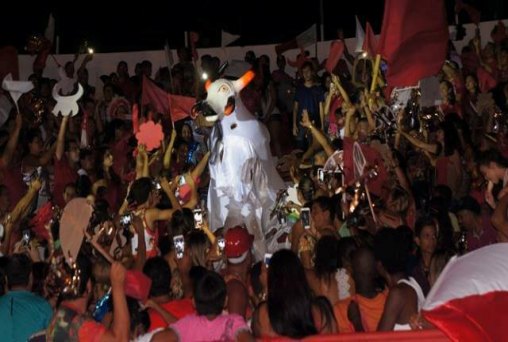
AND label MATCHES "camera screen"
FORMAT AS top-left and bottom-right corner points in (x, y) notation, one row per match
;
(264, 253), (272, 267)
(301, 208), (311, 229)
(193, 209), (203, 228)
(217, 237), (225, 252)
(120, 213), (132, 226)
(173, 235), (185, 259)
(317, 168), (325, 182)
